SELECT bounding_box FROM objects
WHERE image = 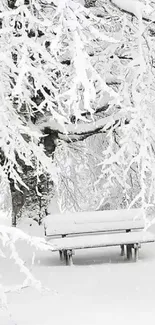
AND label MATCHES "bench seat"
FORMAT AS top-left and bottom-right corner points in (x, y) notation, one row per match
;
(48, 230), (155, 251)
